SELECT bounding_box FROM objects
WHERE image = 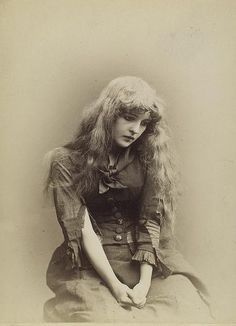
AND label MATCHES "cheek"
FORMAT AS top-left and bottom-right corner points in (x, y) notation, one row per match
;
(139, 126), (147, 135)
(113, 120), (124, 136)
(117, 120), (129, 132)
